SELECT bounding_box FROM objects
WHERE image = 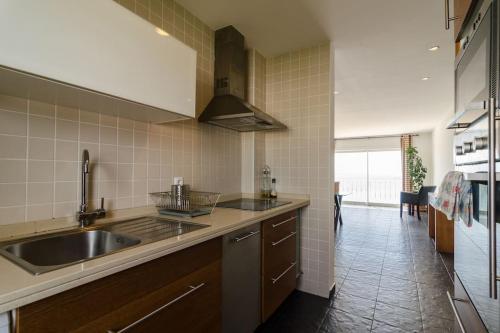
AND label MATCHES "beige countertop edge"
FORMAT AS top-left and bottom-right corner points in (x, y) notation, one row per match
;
(0, 198), (309, 313)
